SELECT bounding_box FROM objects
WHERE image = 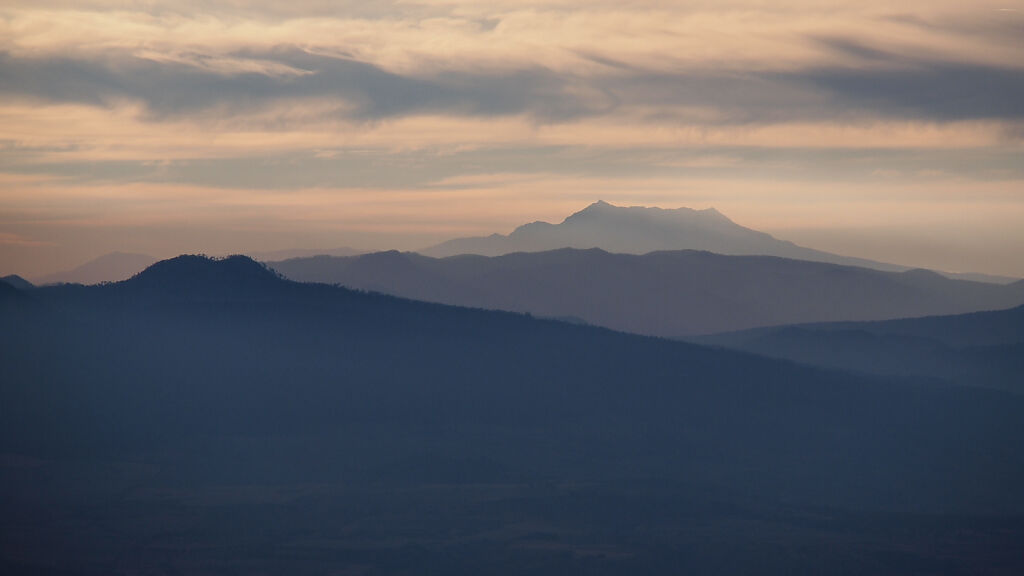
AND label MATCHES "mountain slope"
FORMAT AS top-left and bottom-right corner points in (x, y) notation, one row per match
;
(270, 248), (1024, 337)
(0, 279), (27, 303)
(3, 255), (1024, 574)
(33, 251), (157, 285)
(125, 253), (286, 297)
(0, 274), (33, 290)
(695, 304), (1024, 393)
